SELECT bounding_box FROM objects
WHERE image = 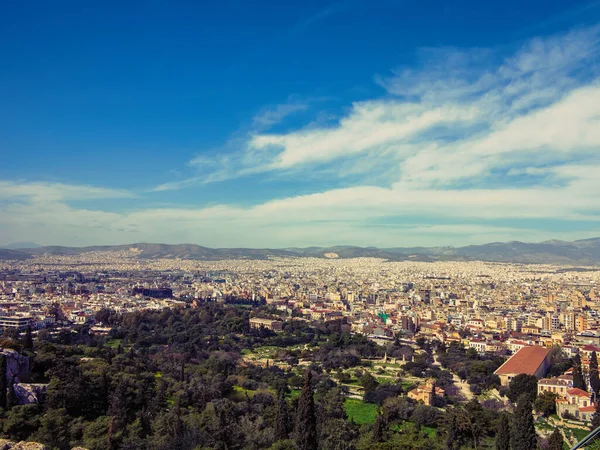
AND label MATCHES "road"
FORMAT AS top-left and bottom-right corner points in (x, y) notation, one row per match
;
(433, 352), (474, 401)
